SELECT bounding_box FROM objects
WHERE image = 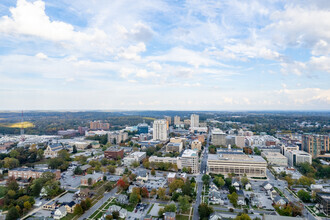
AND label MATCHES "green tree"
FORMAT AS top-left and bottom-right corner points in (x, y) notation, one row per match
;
(202, 174), (210, 185)
(6, 207), (20, 220)
(225, 177), (232, 187)
(151, 168), (156, 176)
(198, 203), (213, 220)
(31, 179), (43, 196)
(178, 195), (190, 213)
(37, 149), (44, 160)
(10, 150), (20, 158)
(235, 213), (251, 220)
(72, 145), (77, 154)
(74, 166), (83, 175)
(169, 179), (184, 193)
(182, 179), (192, 196)
(297, 190), (311, 202)
(6, 177), (19, 191)
(57, 149), (70, 161)
(213, 176), (225, 188)
(241, 176), (248, 187)
(88, 178), (92, 186)
(3, 157), (20, 169)
(157, 188), (166, 200)
(112, 211), (120, 219)
(228, 192), (238, 207)
(129, 192), (140, 205)
(74, 204), (84, 215)
(24, 201), (32, 210)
